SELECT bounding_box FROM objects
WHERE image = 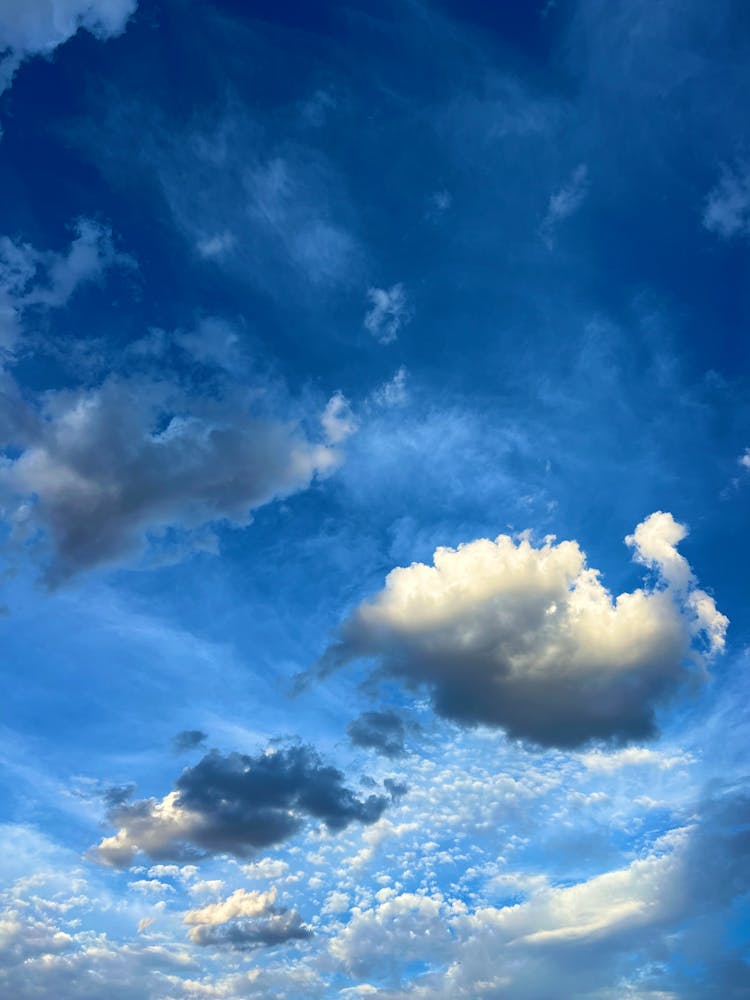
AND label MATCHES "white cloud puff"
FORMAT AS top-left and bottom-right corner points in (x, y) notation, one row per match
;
(364, 284), (411, 344)
(319, 512), (727, 746)
(0, 0), (137, 95)
(703, 166), (750, 240)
